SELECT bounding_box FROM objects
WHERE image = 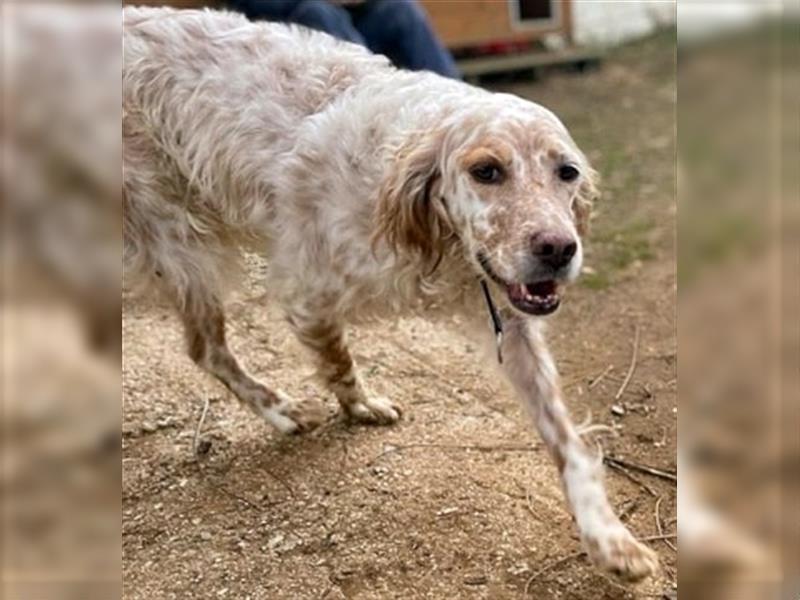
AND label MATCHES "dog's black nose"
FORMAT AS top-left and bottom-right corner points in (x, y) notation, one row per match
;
(531, 233), (577, 270)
